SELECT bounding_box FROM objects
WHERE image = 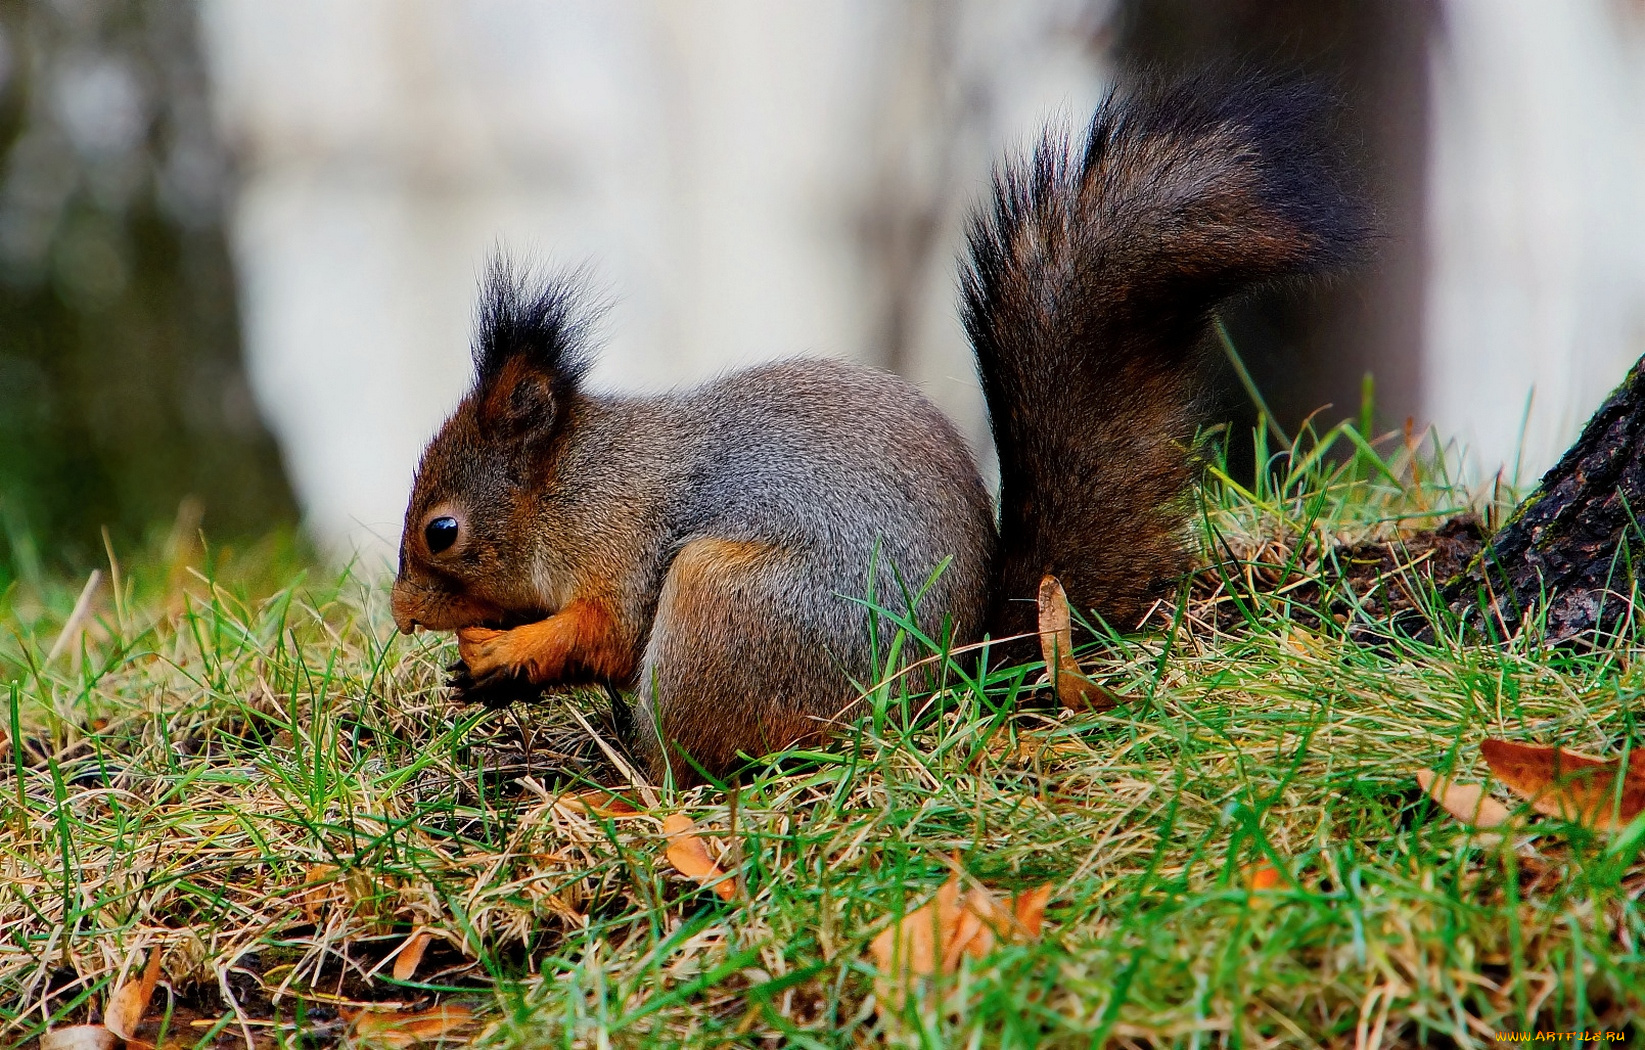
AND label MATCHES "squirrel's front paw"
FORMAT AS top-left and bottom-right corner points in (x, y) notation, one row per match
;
(456, 623), (558, 682)
(445, 659), (545, 708)
(456, 625), (512, 677)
